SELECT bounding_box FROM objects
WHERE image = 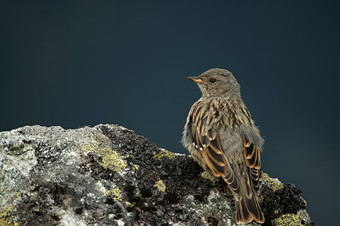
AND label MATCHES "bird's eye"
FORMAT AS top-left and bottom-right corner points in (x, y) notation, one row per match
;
(209, 78), (217, 83)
